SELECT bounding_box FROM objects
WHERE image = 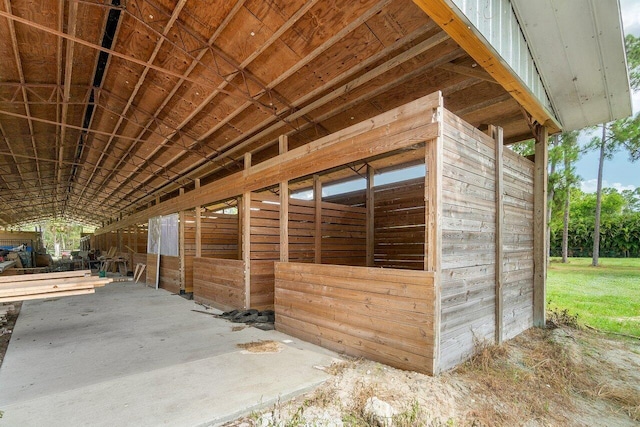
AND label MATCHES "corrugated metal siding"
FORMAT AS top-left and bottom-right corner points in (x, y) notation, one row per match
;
(449, 0), (554, 116)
